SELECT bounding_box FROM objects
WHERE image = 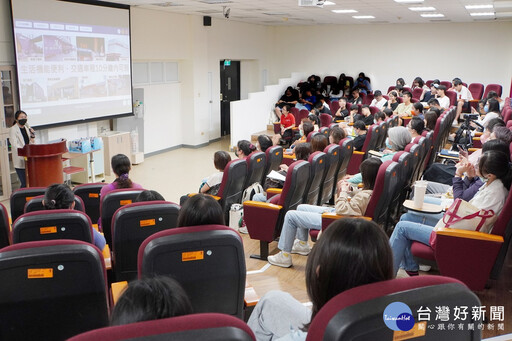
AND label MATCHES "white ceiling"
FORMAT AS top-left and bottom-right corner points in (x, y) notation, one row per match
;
(107, 0), (512, 25)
